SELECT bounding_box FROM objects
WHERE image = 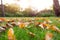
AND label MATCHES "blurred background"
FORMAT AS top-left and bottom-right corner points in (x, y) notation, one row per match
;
(0, 0), (60, 17)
